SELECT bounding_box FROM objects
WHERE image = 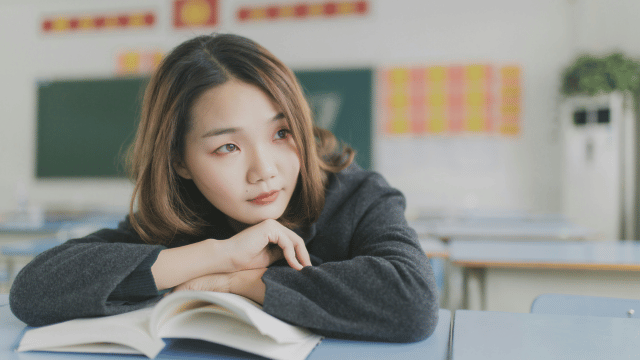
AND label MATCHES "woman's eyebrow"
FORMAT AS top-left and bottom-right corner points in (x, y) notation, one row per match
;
(201, 127), (238, 138)
(201, 113), (285, 138)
